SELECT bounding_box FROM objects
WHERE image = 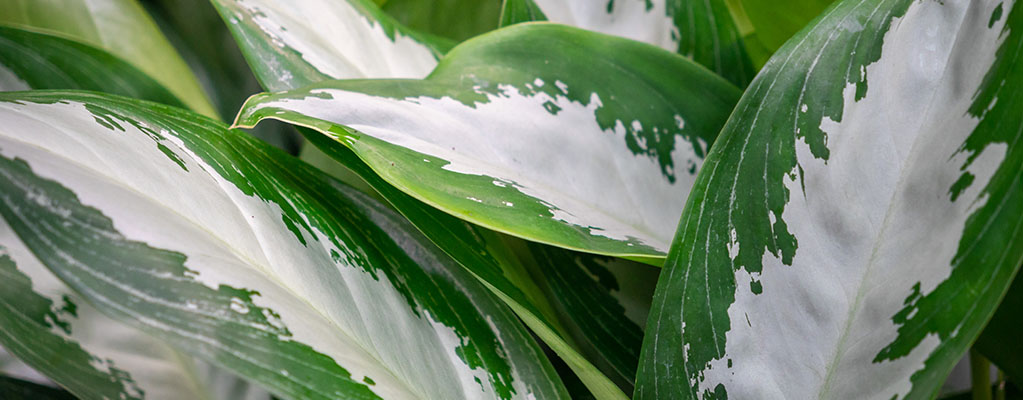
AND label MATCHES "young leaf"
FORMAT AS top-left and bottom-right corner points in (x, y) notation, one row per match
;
(500, 0), (755, 87)
(209, 0), (453, 91)
(0, 25), (183, 108)
(235, 23), (741, 262)
(638, 0), (1023, 398)
(0, 91), (567, 400)
(0, 223), (269, 400)
(0, 0), (216, 117)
